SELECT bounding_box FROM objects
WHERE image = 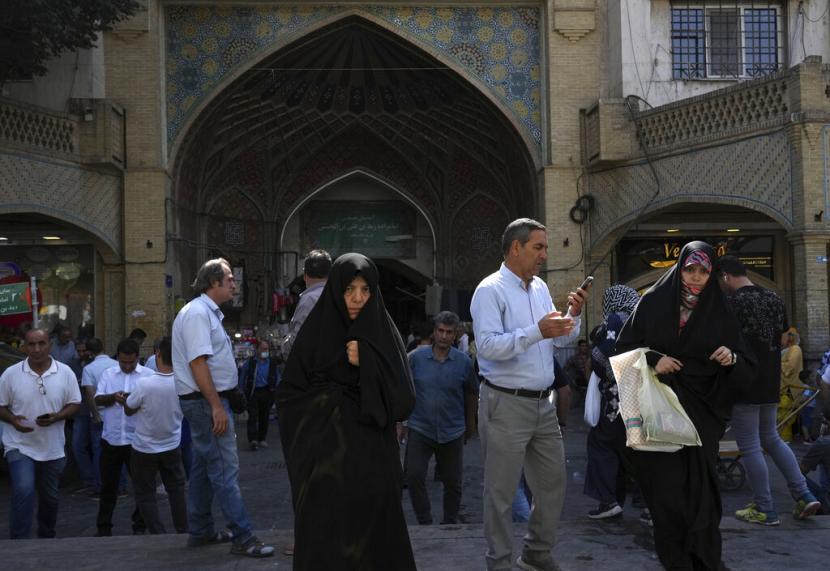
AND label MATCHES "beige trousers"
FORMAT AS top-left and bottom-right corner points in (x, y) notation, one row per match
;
(479, 383), (566, 570)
